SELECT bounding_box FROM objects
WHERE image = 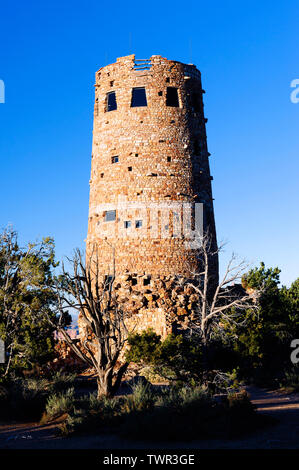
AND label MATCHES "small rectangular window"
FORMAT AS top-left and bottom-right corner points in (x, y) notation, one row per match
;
(128, 166), (132, 171)
(131, 87), (147, 107)
(135, 220), (143, 228)
(106, 91), (117, 112)
(124, 220), (131, 228)
(166, 87), (179, 107)
(105, 210), (116, 222)
(111, 156), (119, 163)
(167, 156), (171, 162)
